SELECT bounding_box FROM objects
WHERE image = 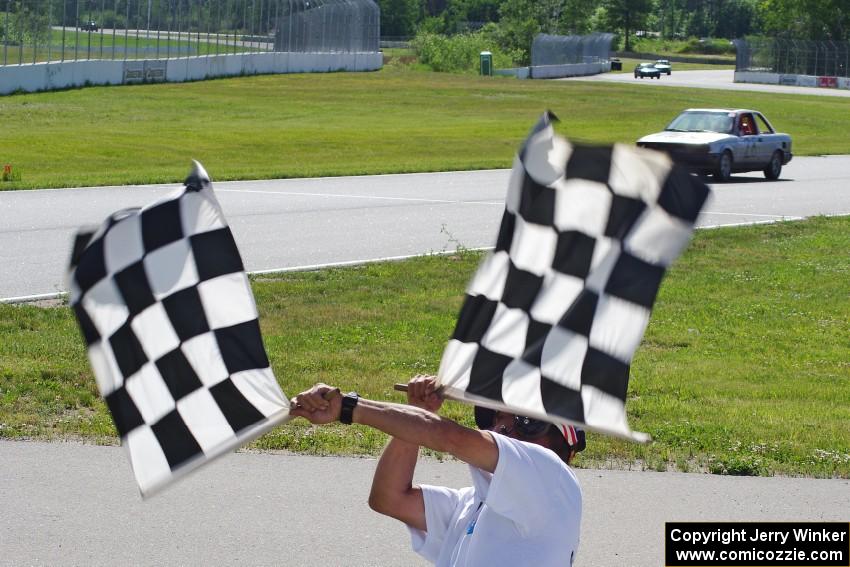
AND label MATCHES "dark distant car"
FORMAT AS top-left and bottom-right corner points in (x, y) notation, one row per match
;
(80, 21), (99, 31)
(634, 63), (661, 79)
(654, 59), (672, 75)
(636, 108), (793, 181)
